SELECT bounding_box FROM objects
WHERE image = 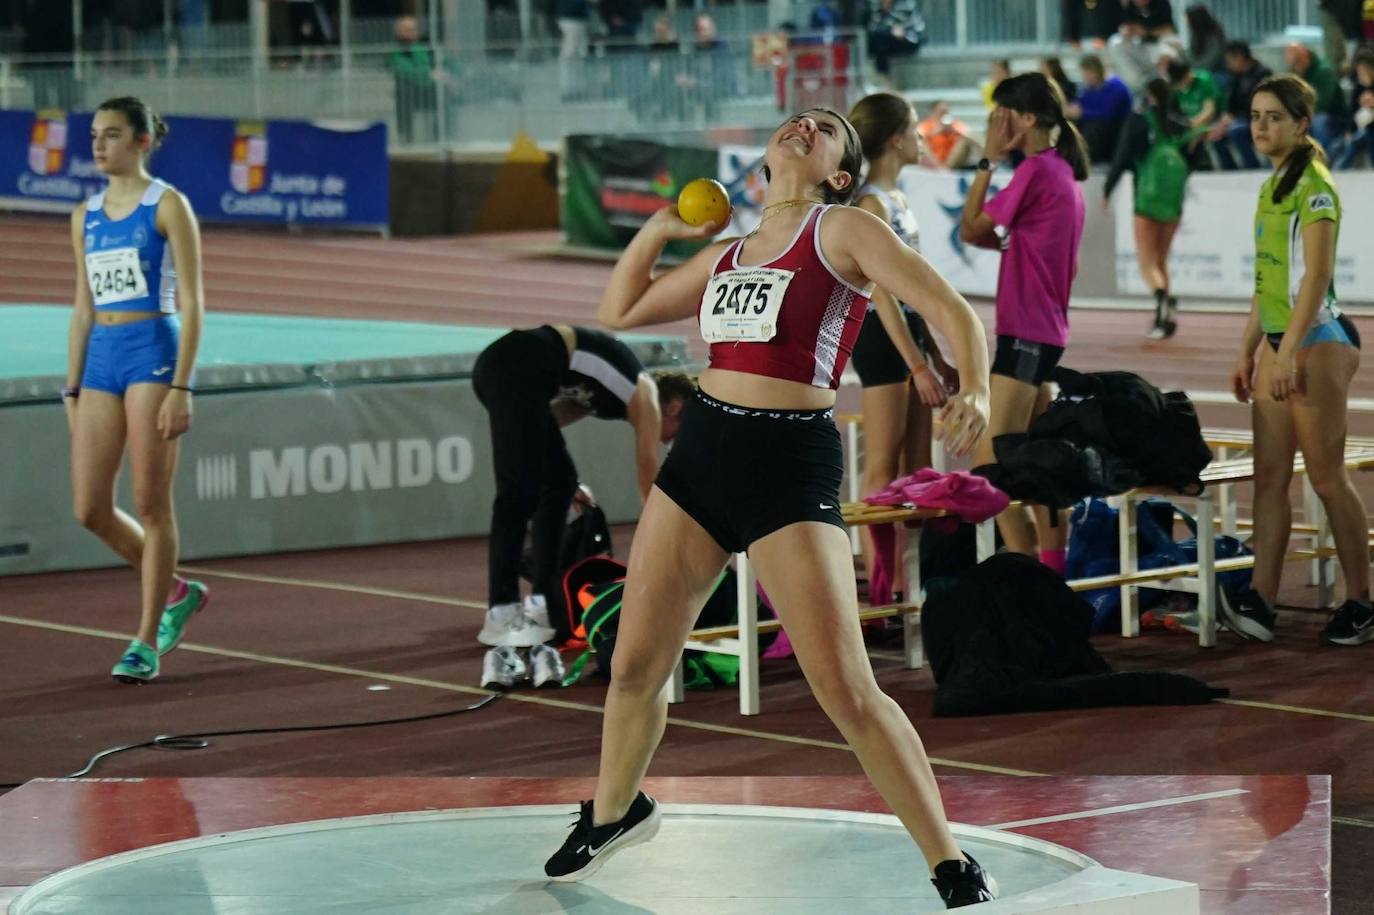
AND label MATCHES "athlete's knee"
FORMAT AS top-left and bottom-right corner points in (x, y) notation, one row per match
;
(1252, 457), (1294, 492)
(809, 669), (881, 728)
(131, 487), (173, 524)
(608, 647), (674, 696)
(72, 497), (113, 532)
(1307, 462), (1353, 502)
